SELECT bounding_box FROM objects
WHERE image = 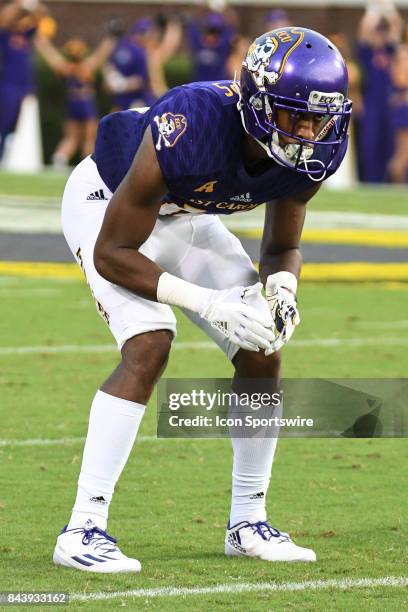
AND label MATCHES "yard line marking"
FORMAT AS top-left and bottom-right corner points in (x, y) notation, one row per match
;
(0, 288), (61, 296)
(1, 336), (408, 357)
(0, 435), (220, 447)
(0, 435), (164, 447)
(0, 341), (214, 355)
(70, 576), (408, 602)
